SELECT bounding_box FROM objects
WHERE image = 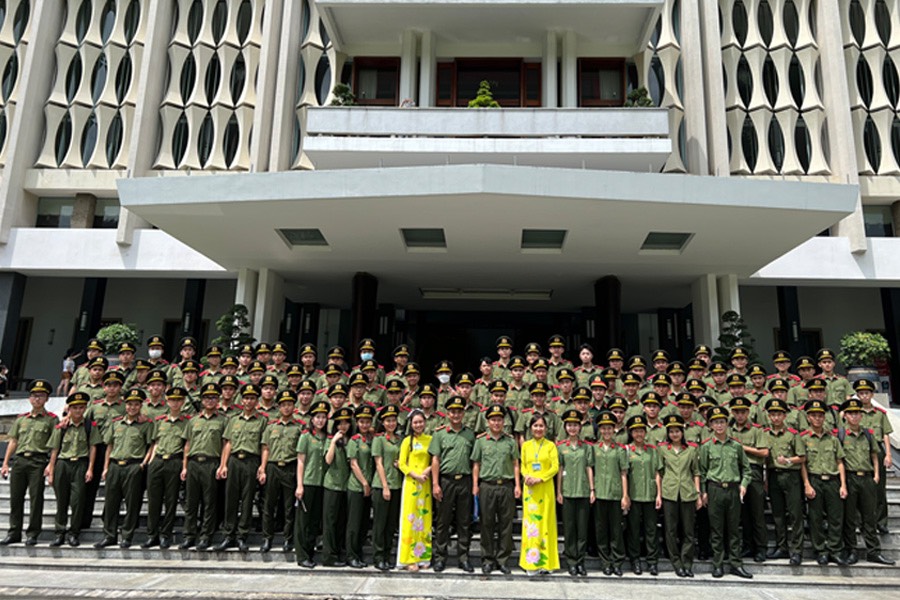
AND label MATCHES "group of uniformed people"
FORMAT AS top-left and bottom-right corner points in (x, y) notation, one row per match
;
(0, 333), (895, 577)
